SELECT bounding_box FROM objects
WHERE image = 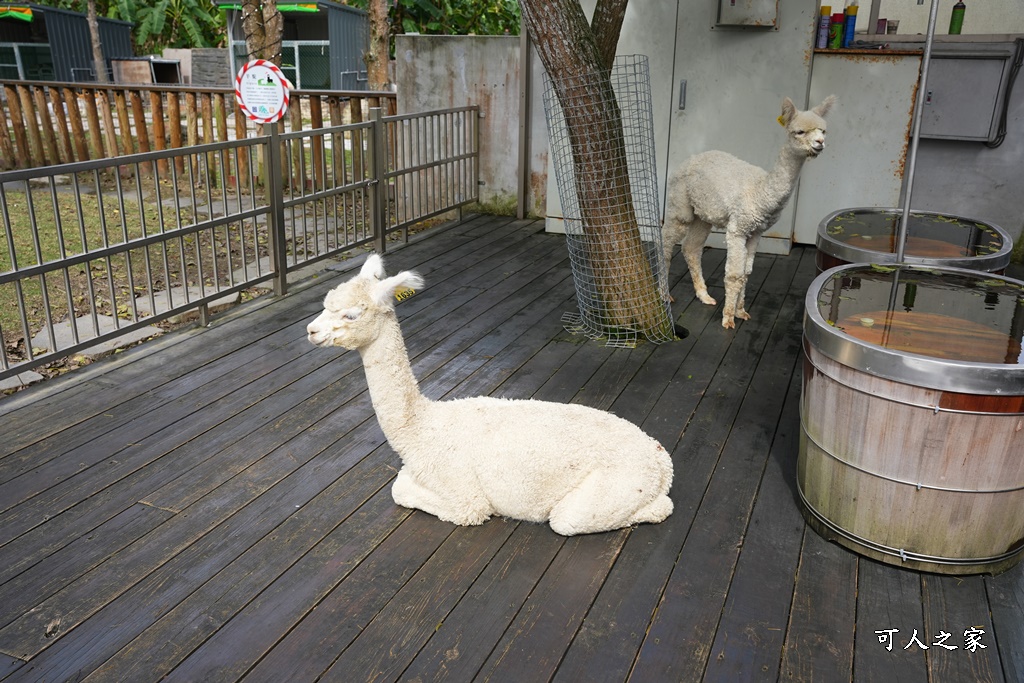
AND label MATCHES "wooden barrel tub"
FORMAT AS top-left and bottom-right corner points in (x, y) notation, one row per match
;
(815, 208), (1011, 274)
(801, 264), (1024, 575)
